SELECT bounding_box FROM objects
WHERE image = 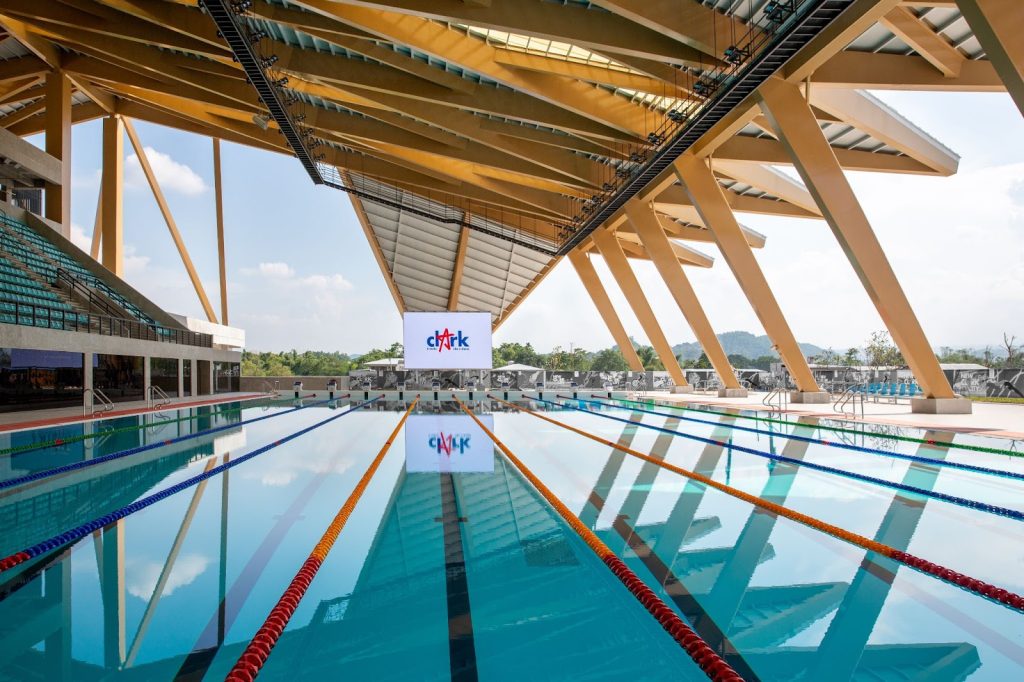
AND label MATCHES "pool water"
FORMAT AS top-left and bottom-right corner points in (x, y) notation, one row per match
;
(1, 397), (1022, 681)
